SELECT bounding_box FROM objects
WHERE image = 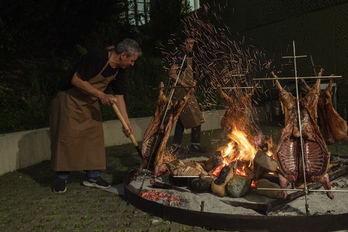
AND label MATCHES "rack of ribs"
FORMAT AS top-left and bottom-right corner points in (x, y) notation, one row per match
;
(271, 72), (333, 199)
